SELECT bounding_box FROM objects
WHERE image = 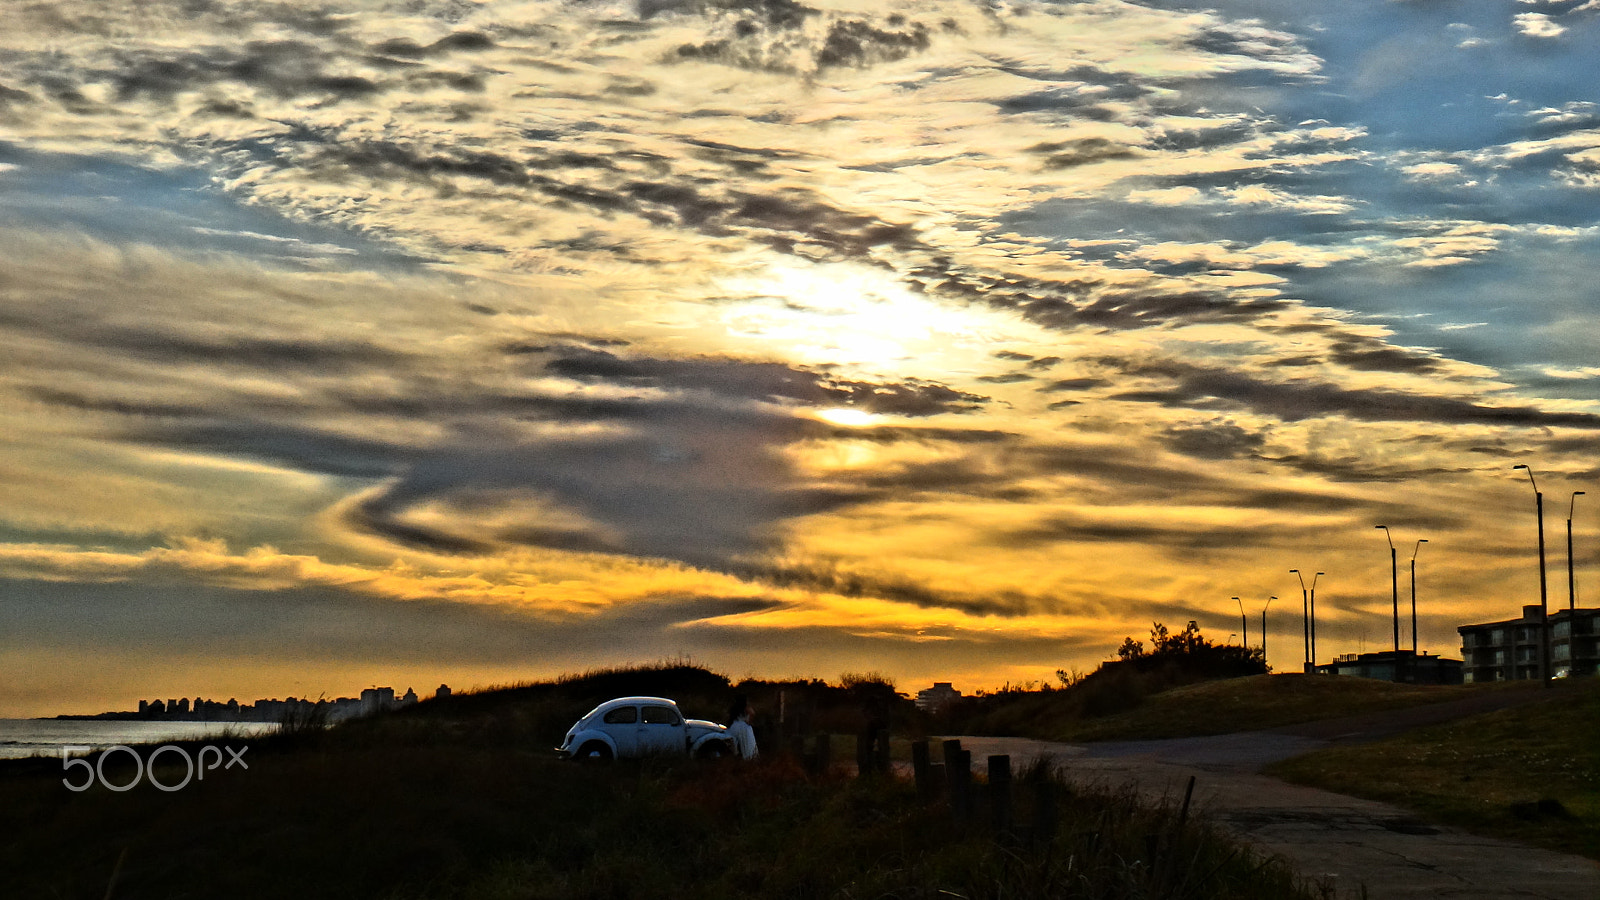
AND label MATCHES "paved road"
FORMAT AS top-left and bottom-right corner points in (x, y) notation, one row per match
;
(947, 732), (1600, 900)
